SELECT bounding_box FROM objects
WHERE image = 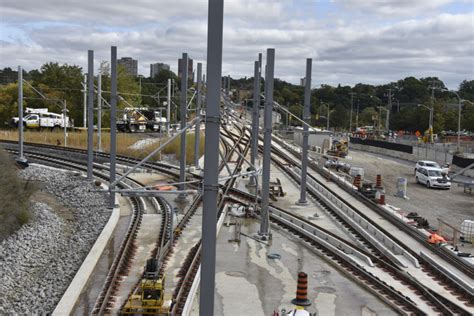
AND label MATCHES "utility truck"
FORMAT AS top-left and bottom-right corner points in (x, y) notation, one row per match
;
(117, 107), (167, 133)
(12, 107), (72, 129)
